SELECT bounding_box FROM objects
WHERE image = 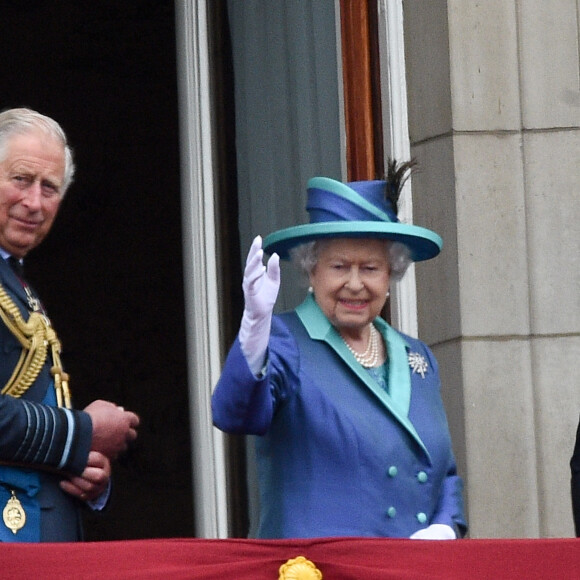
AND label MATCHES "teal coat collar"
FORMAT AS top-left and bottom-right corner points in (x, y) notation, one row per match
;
(295, 293), (429, 459)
